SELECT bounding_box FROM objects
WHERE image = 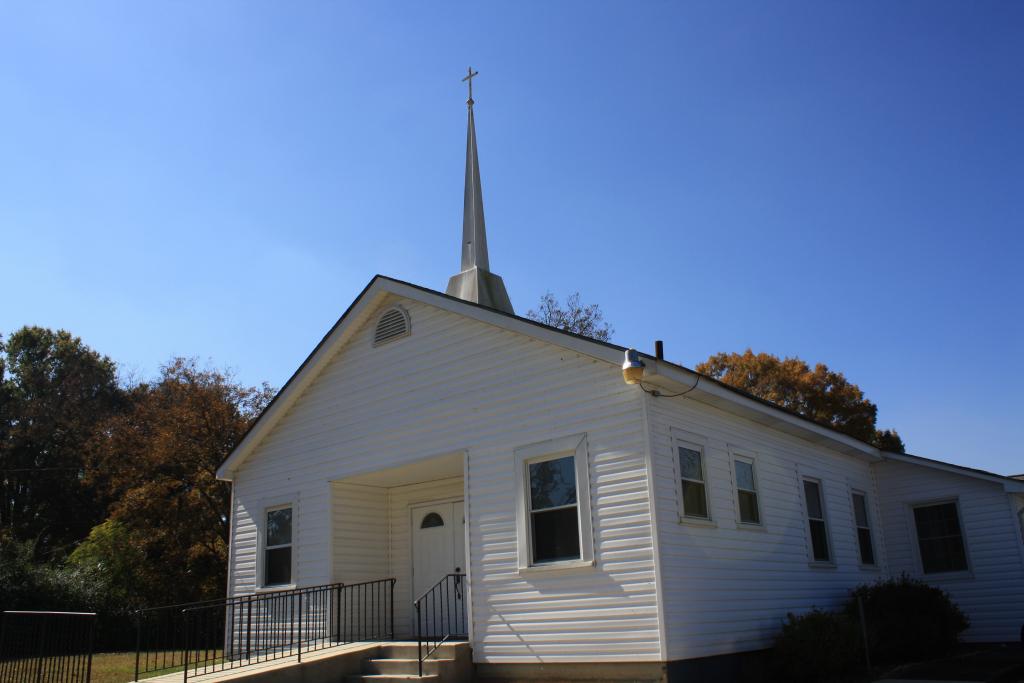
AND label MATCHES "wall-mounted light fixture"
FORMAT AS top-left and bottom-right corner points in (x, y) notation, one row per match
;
(622, 348), (645, 385)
